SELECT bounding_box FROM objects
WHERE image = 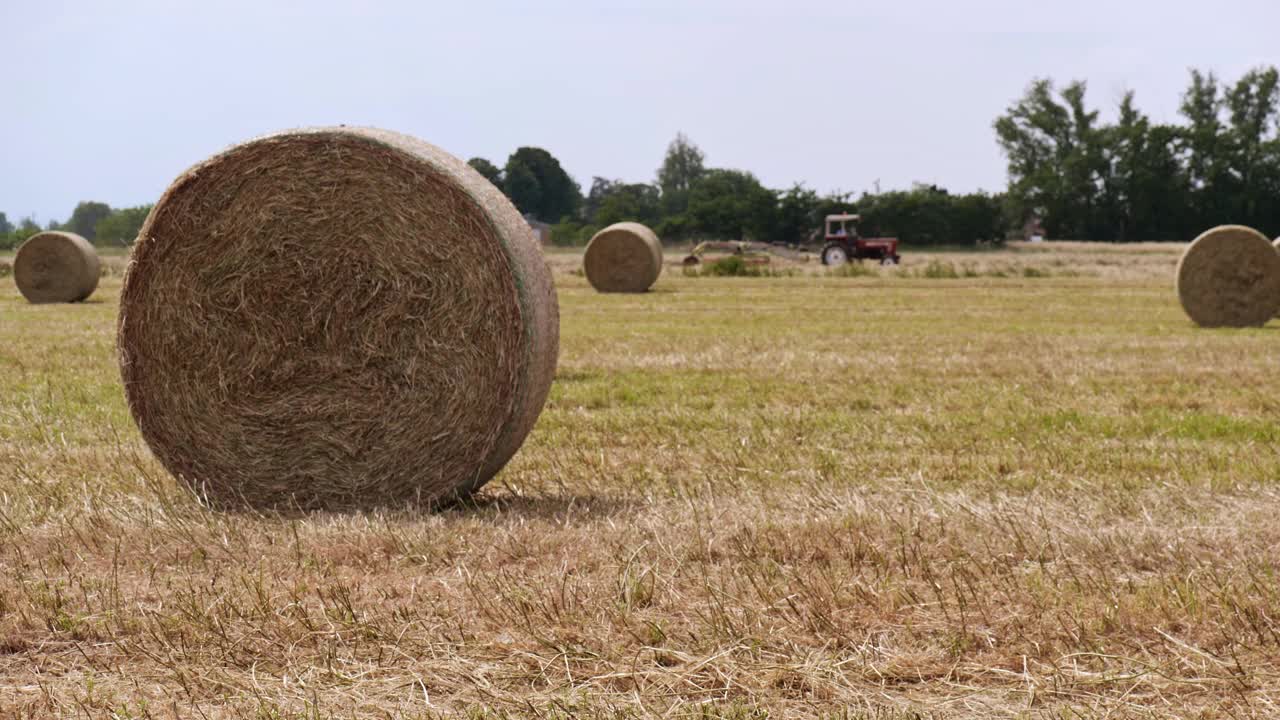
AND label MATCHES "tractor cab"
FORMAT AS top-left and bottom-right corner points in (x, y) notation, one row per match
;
(819, 213), (901, 267)
(825, 214), (861, 241)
